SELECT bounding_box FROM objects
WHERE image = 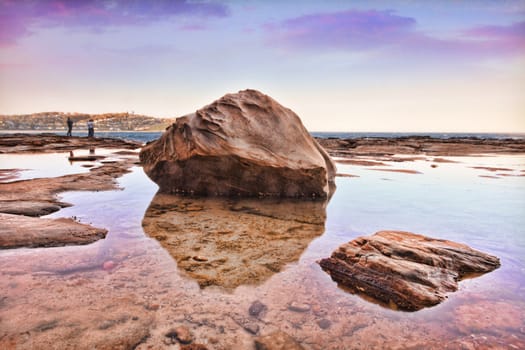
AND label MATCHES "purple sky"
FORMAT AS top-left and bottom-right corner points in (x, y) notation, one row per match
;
(1, 0), (524, 132)
(267, 9), (524, 58)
